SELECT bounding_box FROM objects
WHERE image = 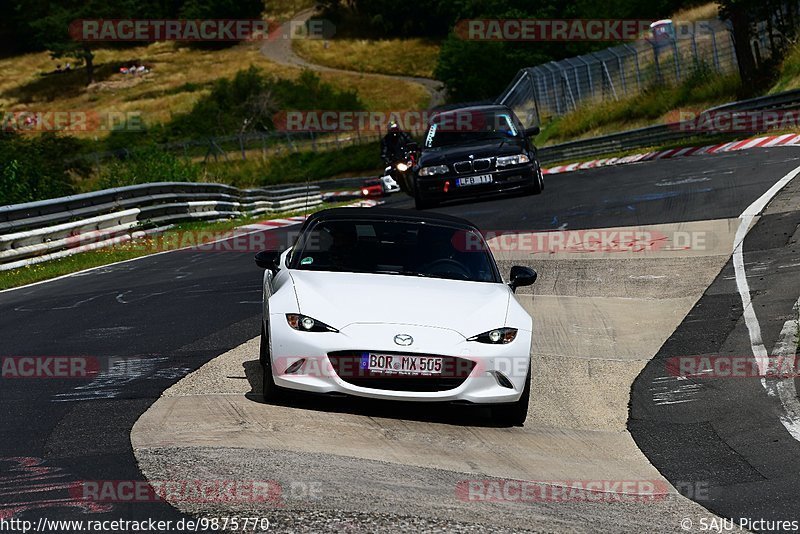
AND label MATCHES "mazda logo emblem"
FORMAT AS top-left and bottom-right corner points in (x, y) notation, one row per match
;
(394, 334), (413, 346)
